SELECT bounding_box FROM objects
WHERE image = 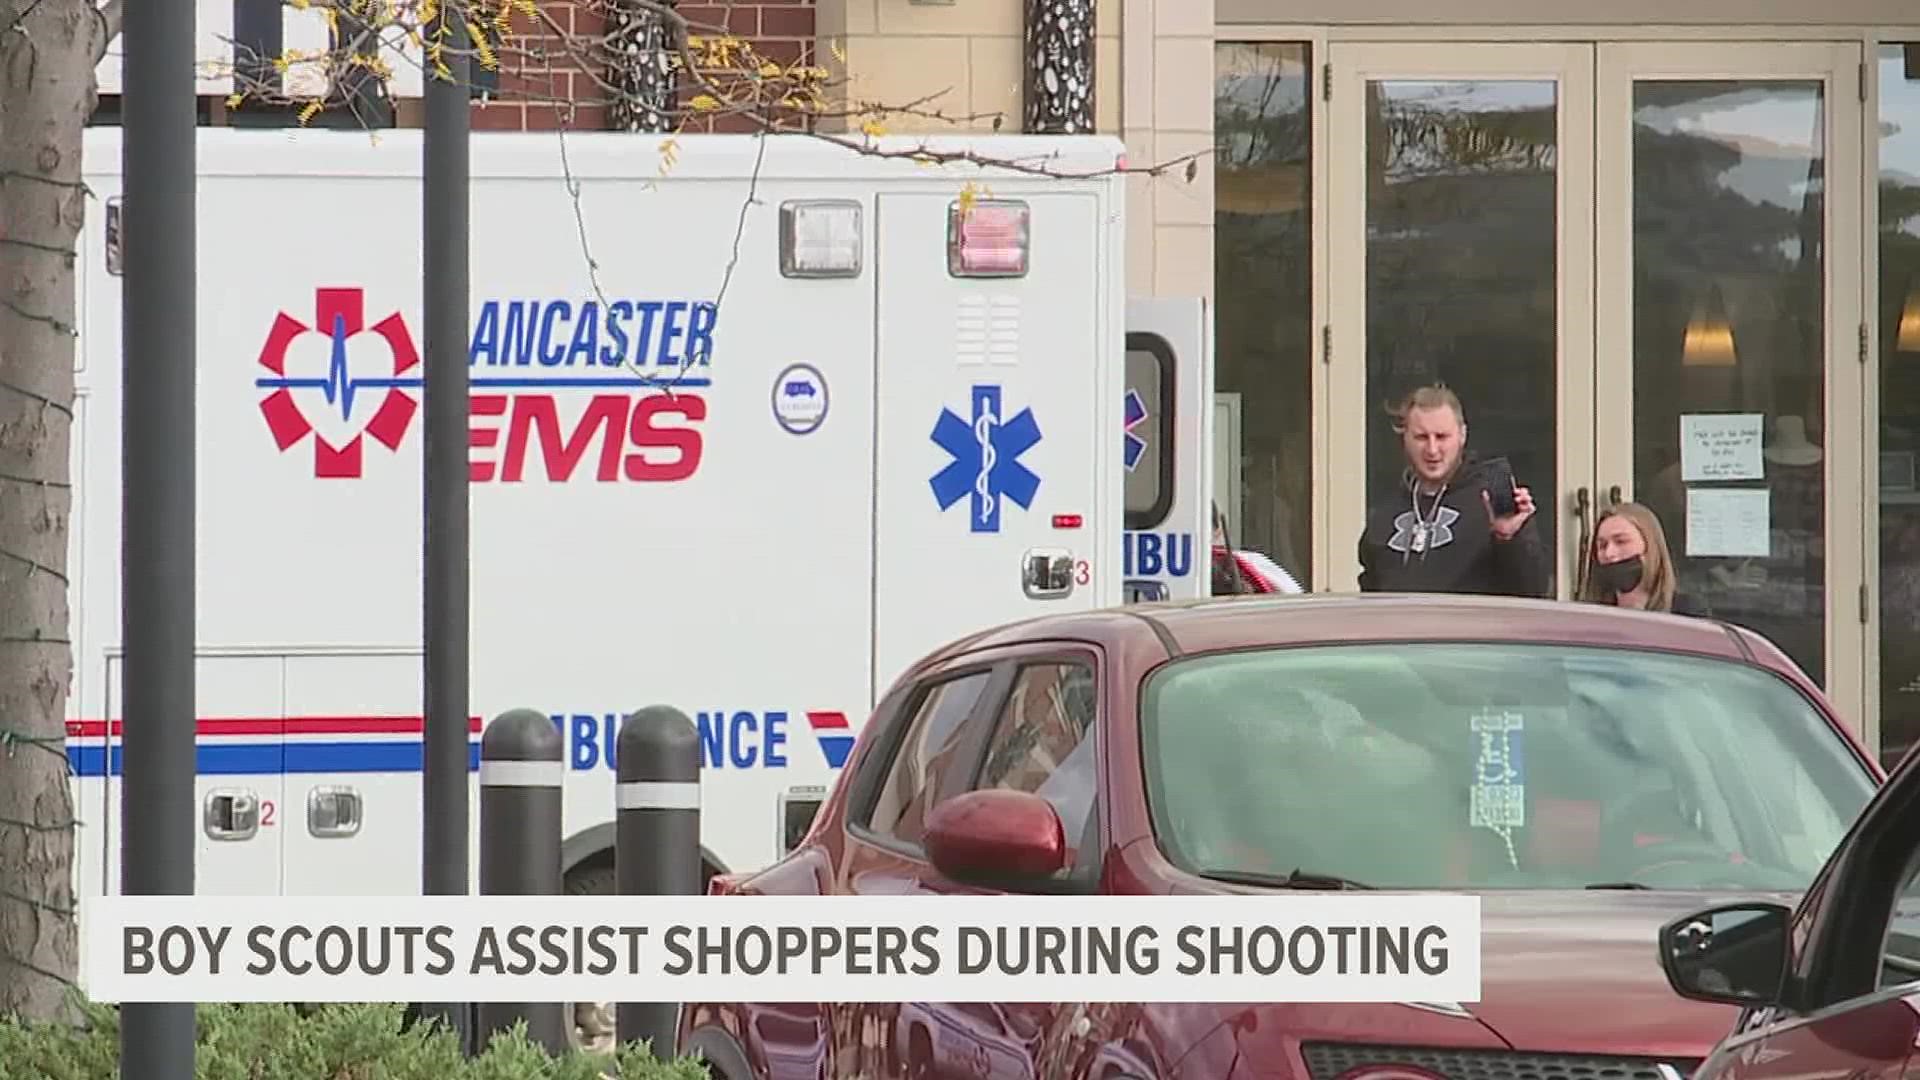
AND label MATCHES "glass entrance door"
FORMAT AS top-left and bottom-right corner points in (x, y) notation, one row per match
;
(1323, 39), (1868, 729)
(1325, 43), (1596, 599)
(1594, 43), (1867, 727)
